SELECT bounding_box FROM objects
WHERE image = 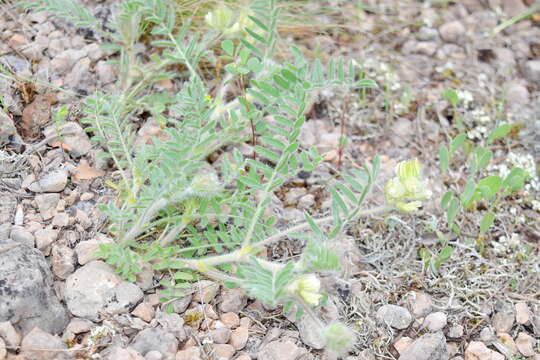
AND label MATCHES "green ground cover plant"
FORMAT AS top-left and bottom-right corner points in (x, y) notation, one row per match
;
(18, 0), (530, 355)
